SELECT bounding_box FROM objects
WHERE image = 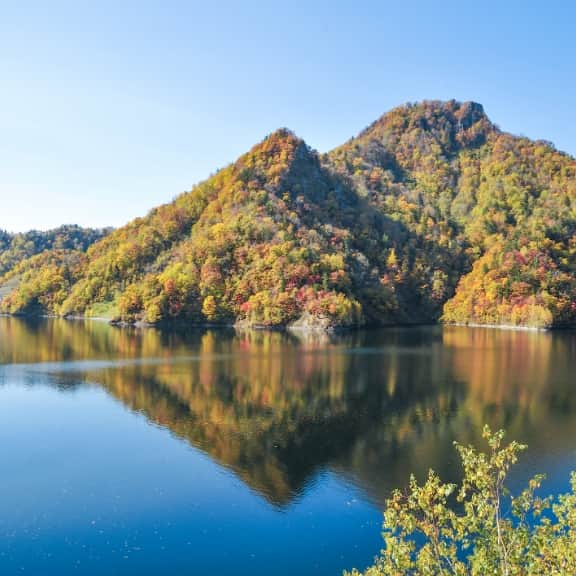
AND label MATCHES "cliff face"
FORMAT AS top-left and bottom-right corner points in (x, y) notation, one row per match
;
(1, 101), (575, 329)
